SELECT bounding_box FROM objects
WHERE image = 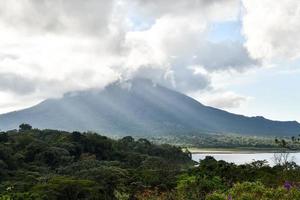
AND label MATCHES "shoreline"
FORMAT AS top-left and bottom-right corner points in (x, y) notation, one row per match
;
(188, 147), (300, 154)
